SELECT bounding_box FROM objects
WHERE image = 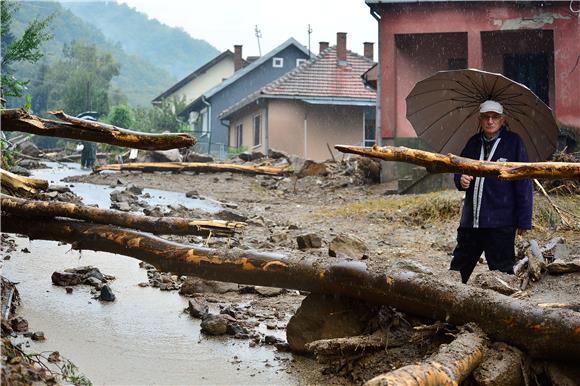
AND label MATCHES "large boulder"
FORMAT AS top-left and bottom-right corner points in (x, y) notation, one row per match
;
(286, 294), (377, 353)
(138, 149), (183, 163)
